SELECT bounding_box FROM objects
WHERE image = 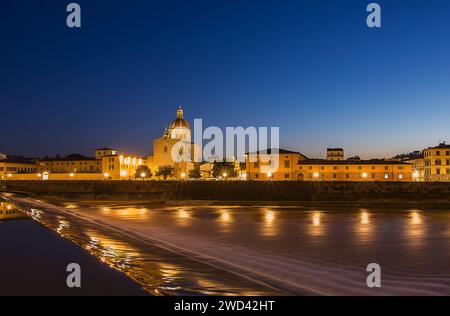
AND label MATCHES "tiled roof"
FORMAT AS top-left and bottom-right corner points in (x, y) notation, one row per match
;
(298, 159), (411, 165)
